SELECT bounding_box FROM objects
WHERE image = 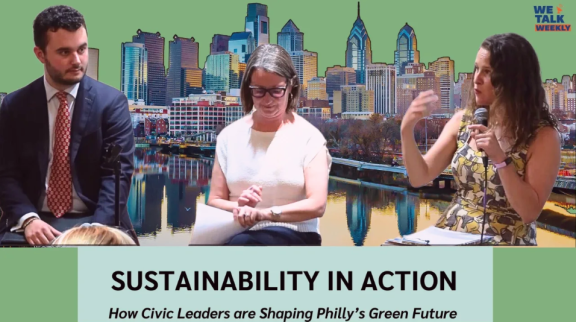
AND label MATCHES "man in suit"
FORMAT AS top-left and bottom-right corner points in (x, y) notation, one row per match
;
(0, 5), (138, 245)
